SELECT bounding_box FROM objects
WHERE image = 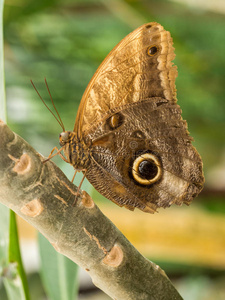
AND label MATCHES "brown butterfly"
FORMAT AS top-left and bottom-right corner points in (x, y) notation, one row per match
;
(32, 22), (204, 213)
